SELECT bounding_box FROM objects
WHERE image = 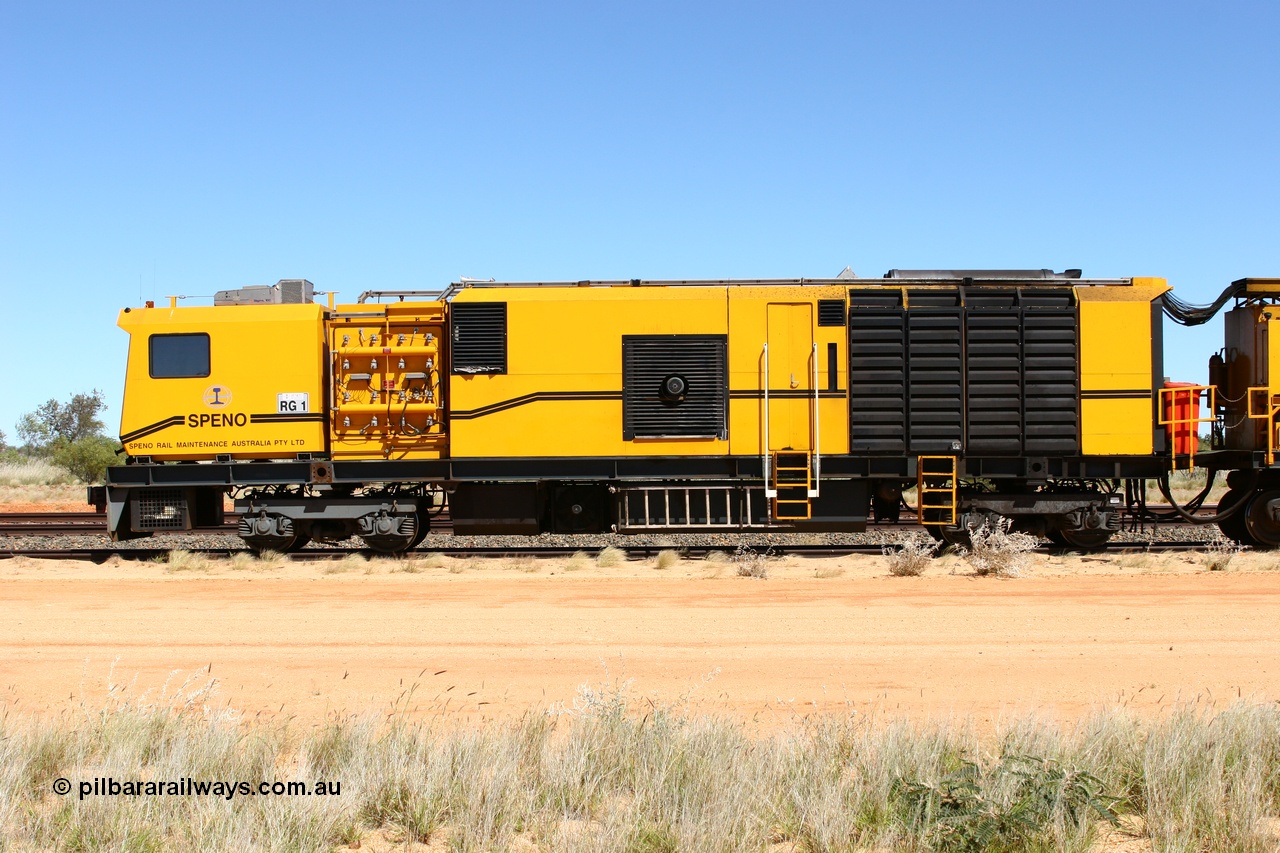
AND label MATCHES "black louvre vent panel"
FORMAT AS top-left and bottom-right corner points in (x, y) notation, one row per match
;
(965, 289), (1022, 454)
(847, 285), (1078, 458)
(451, 302), (507, 374)
(623, 336), (727, 440)
(1020, 289), (1078, 455)
(848, 289), (905, 453)
(817, 299), (846, 326)
(961, 286), (1078, 456)
(906, 288), (963, 454)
